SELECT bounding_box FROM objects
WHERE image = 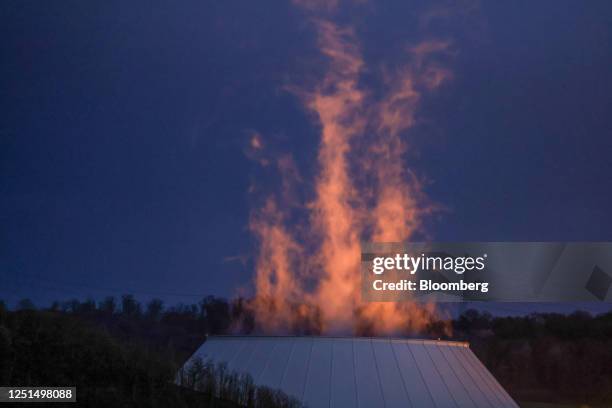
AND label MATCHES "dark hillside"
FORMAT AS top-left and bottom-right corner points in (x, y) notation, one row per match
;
(0, 300), (295, 408)
(2, 299), (612, 406)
